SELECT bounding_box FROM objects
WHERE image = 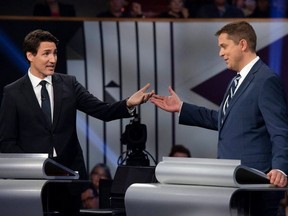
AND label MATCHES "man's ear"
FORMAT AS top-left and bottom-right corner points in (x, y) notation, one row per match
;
(26, 52), (34, 62)
(239, 39), (248, 52)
